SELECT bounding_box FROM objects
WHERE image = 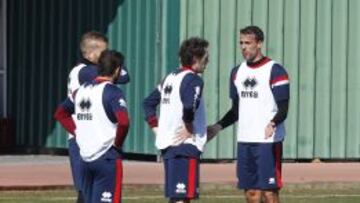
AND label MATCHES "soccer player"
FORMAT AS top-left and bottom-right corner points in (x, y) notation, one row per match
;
(207, 26), (290, 203)
(143, 37), (209, 203)
(55, 50), (129, 203)
(64, 31), (129, 203)
(68, 31), (130, 98)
